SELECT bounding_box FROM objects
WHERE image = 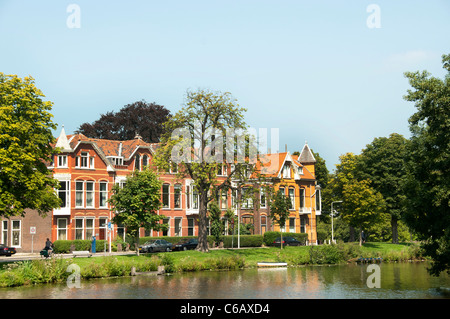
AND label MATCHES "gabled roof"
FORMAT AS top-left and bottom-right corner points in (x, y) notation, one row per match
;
(255, 151), (315, 180)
